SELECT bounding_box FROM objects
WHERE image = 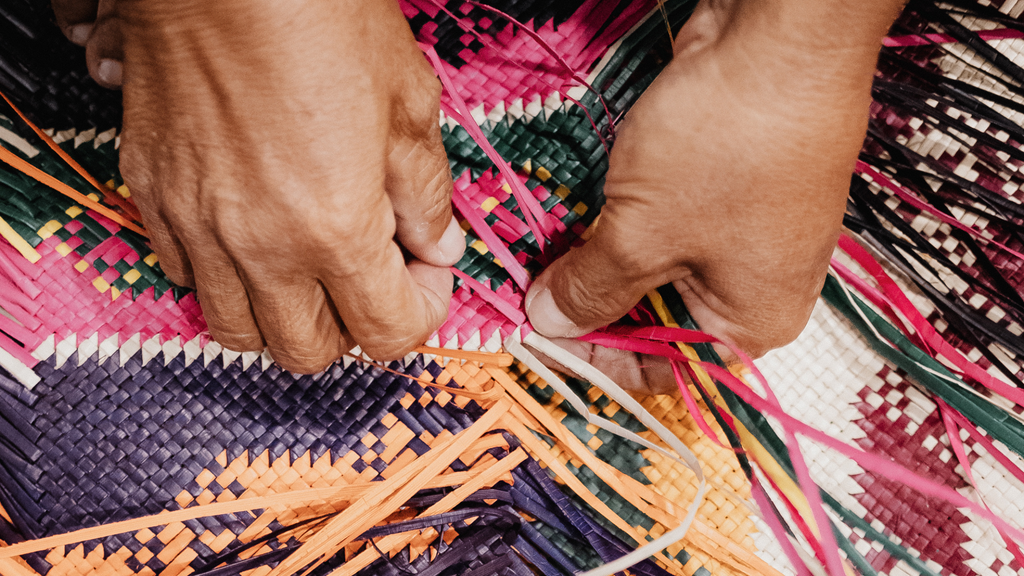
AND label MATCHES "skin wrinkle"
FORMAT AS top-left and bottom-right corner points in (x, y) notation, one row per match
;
(56, 0), (904, 377)
(523, 0), (904, 393)
(111, 0), (459, 370)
